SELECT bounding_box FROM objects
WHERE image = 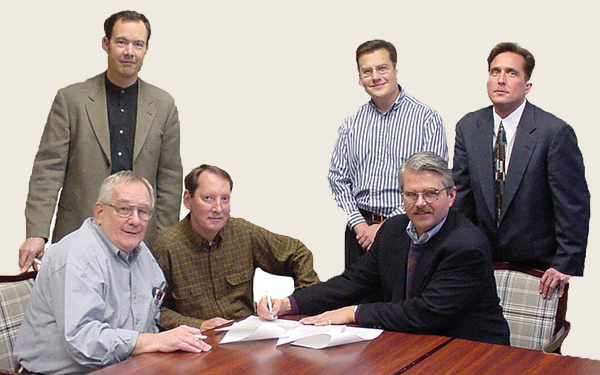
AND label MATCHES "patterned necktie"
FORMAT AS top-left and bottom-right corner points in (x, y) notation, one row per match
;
(493, 121), (507, 226)
(406, 243), (424, 298)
